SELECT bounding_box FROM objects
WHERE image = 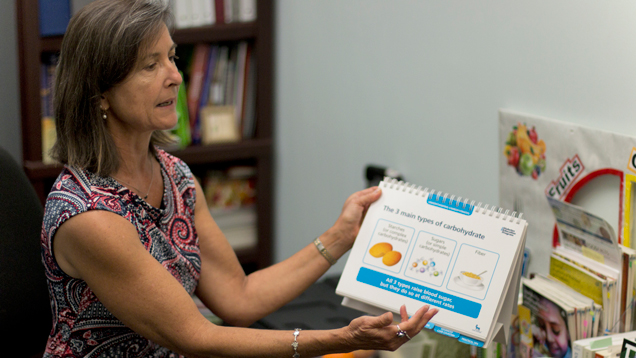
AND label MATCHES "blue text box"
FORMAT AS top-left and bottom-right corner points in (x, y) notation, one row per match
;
(356, 267), (482, 319)
(427, 195), (474, 215)
(434, 326), (460, 338)
(458, 335), (485, 347)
